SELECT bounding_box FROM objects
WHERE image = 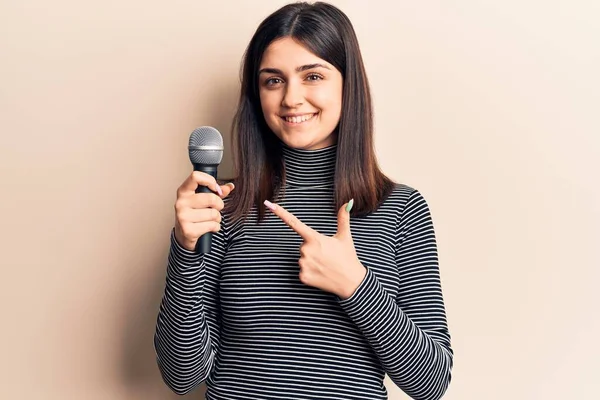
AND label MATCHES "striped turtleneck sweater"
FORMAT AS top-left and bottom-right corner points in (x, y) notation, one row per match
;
(154, 144), (453, 400)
